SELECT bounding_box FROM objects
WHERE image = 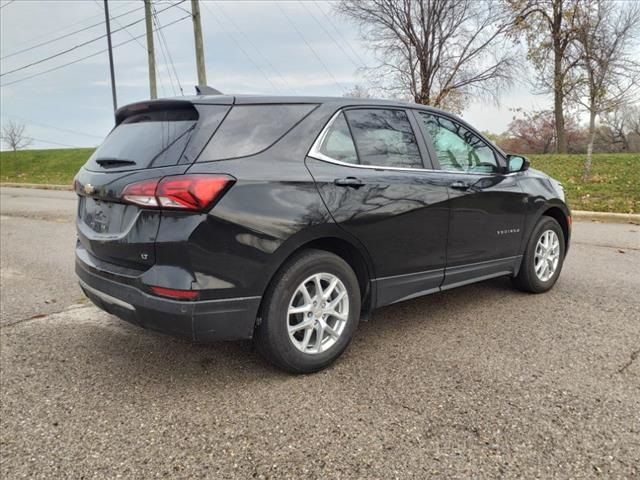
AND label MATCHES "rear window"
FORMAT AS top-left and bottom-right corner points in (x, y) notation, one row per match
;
(199, 104), (316, 161)
(86, 107), (201, 171)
